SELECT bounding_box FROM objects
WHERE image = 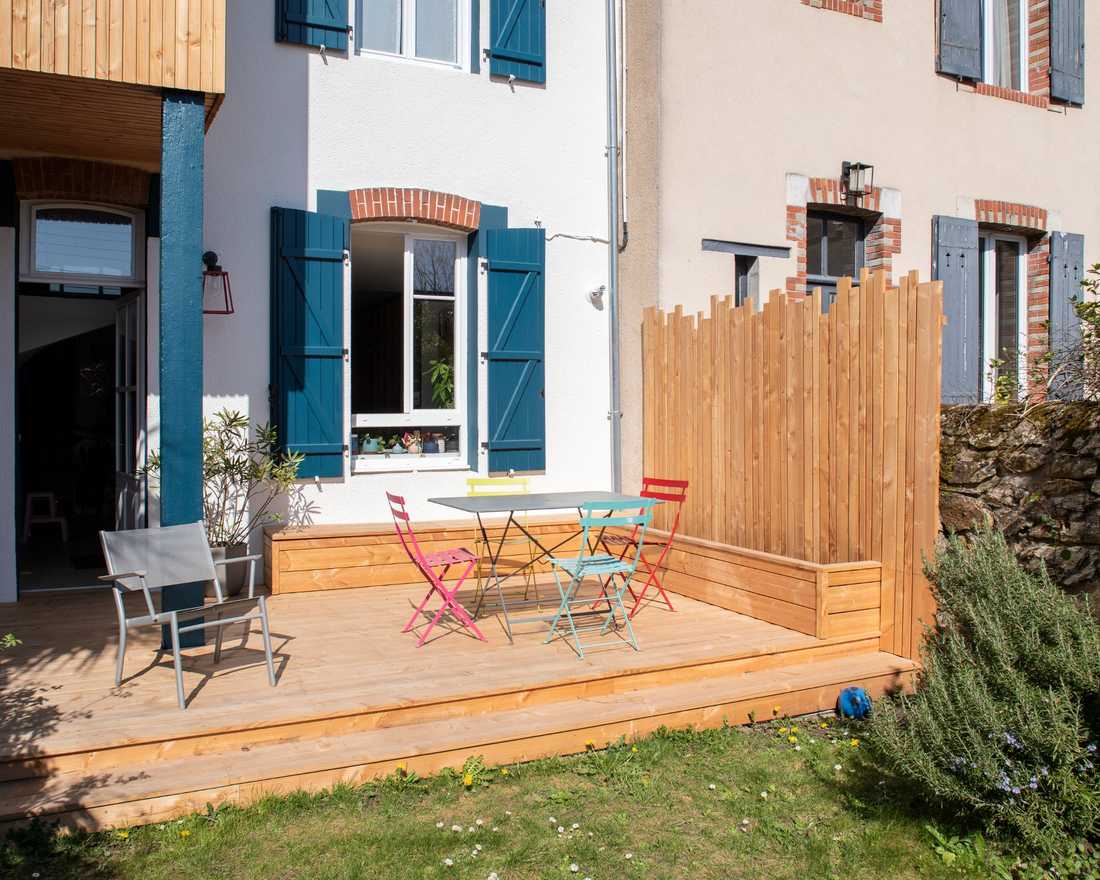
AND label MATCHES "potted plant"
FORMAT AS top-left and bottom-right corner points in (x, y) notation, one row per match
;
(429, 358), (455, 408)
(362, 433), (381, 453)
(145, 409), (303, 596)
(403, 430), (423, 455)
